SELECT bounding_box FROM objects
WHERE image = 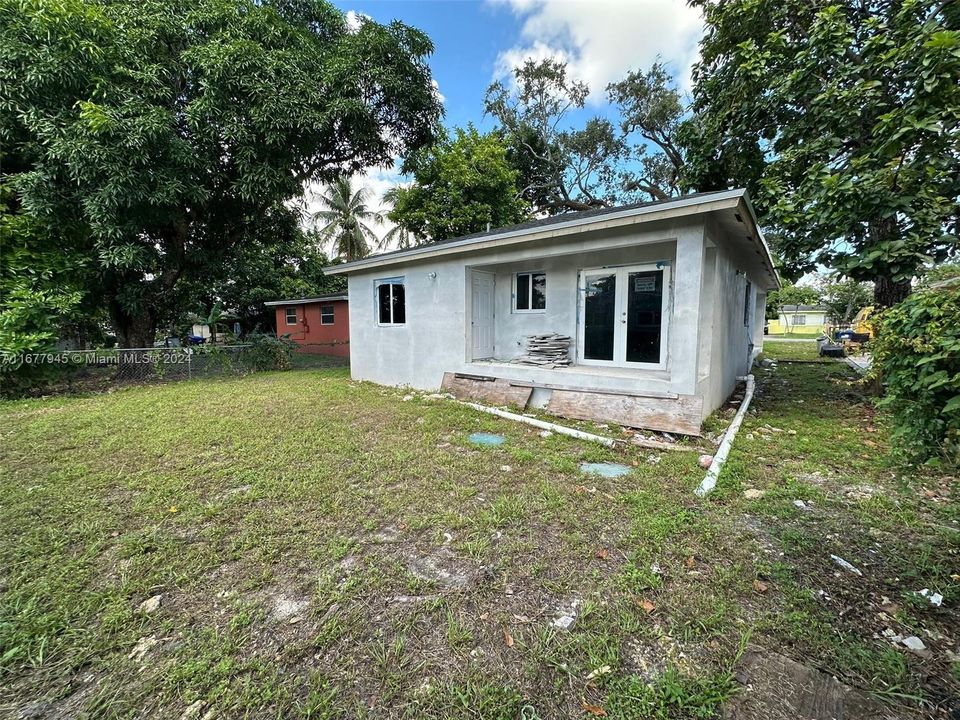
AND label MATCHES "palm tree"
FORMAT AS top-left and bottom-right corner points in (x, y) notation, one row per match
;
(312, 177), (384, 261)
(378, 186), (419, 252)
